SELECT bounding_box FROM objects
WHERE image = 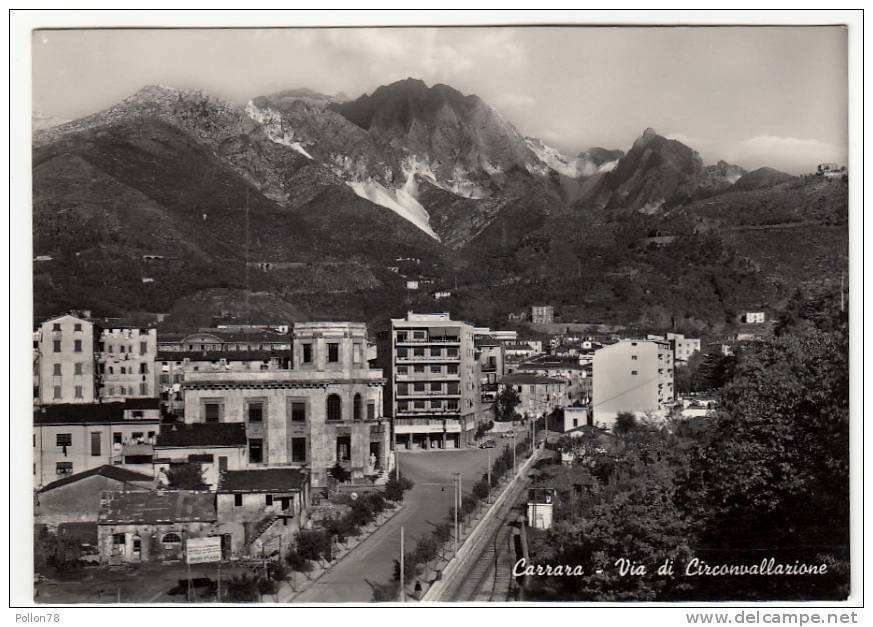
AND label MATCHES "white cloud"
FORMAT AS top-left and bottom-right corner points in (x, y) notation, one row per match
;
(729, 135), (845, 174)
(492, 92), (536, 109)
